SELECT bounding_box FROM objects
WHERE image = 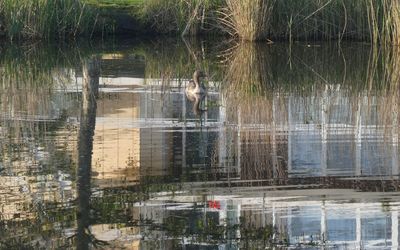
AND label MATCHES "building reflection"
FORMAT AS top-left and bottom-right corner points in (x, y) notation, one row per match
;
(2, 43), (400, 249)
(233, 90), (400, 179)
(76, 52), (400, 248)
(128, 194), (400, 249)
